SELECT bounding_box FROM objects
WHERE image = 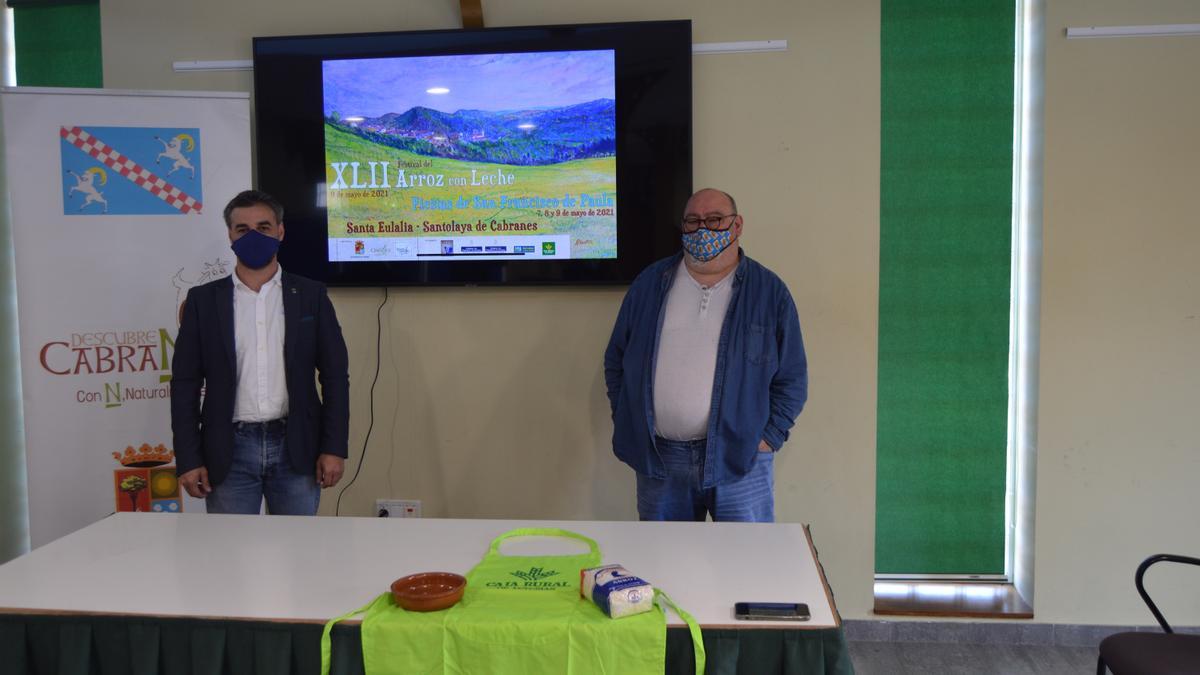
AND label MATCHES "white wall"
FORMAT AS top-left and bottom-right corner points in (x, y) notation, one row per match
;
(1037, 0), (1200, 625)
(96, 0), (1200, 625)
(100, 0), (882, 619)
